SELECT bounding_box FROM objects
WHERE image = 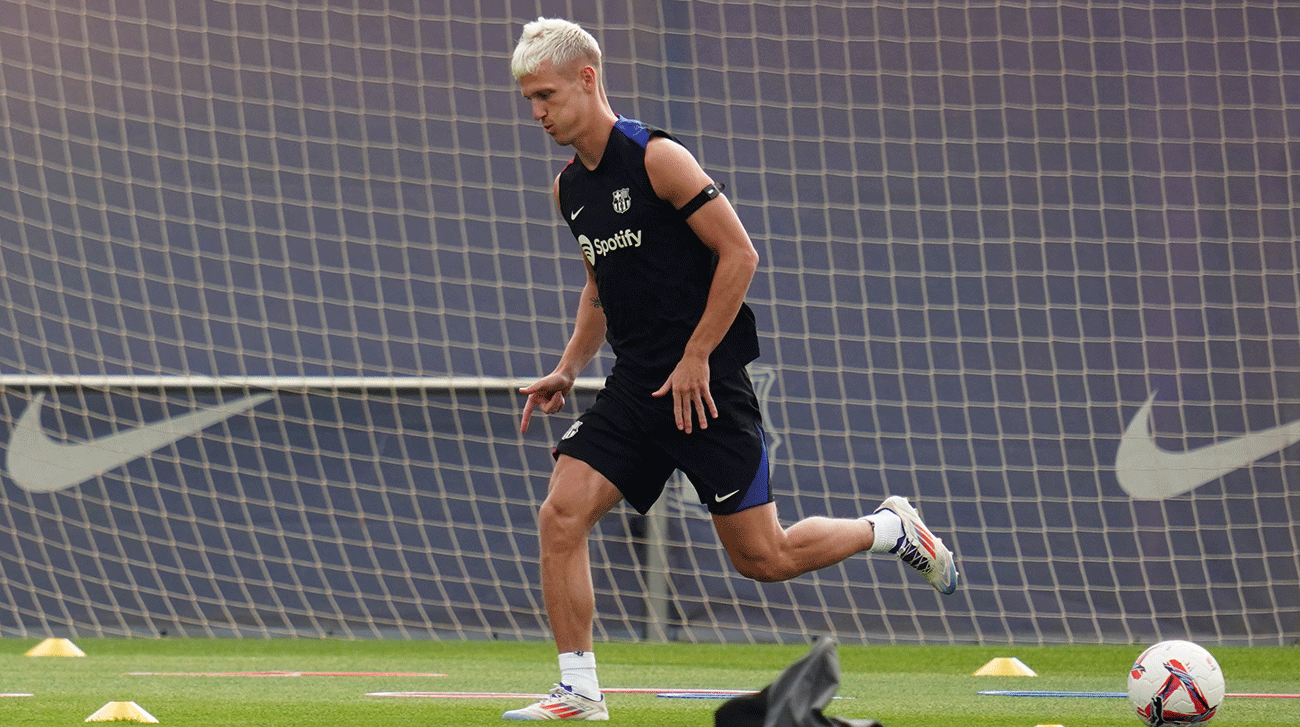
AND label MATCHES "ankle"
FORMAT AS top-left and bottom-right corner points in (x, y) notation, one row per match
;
(559, 650), (601, 700)
(863, 510), (903, 554)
